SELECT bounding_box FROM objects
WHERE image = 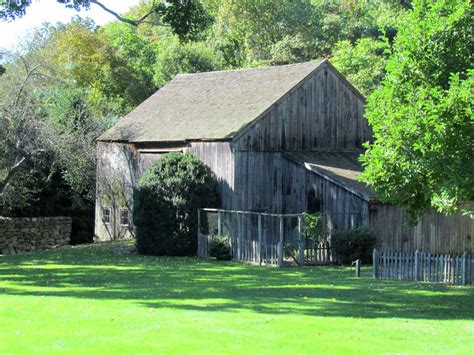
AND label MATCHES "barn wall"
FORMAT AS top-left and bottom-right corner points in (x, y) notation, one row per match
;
(369, 203), (474, 254)
(233, 64), (370, 151)
(95, 142), (141, 241)
(282, 157), (369, 229)
(95, 141), (235, 241)
(232, 151), (284, 213)
(188, 142), (235, 210)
